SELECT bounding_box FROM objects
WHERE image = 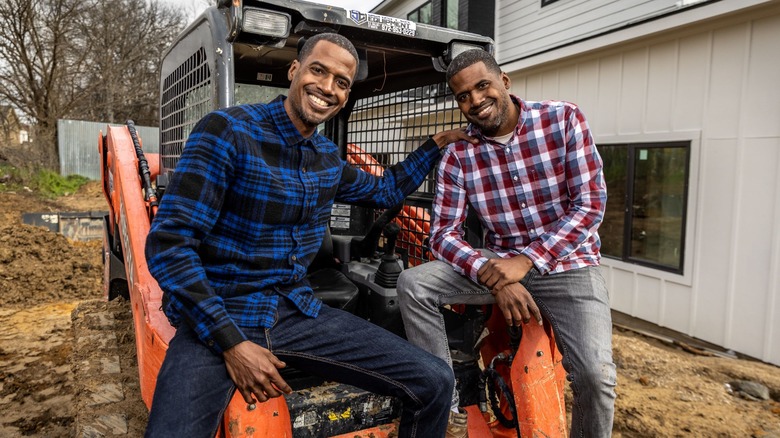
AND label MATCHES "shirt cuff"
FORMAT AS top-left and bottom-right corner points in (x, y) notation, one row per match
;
(521, 242), (555, 275)
(207, 322), (247, 355)
(422, 137), (442, 153)
(466, 255), (489, 284)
